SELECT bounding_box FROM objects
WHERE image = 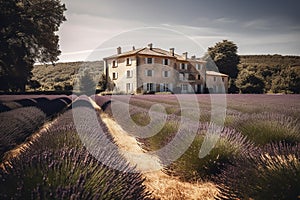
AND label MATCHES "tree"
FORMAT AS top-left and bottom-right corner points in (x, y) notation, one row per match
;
(206, 40), (240, 93)
(98, 73), (114, 91)
(74, 70), (98, 96)
(236, 69), (265, 94)
(271, 67), (300, 94)
(0, 0), (66, 92)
